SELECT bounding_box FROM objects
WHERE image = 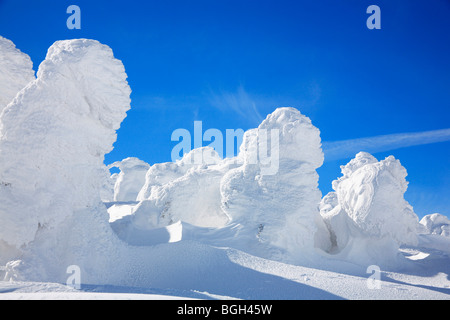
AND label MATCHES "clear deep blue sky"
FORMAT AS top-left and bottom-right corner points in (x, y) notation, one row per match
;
(0, 0), (449, 218)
